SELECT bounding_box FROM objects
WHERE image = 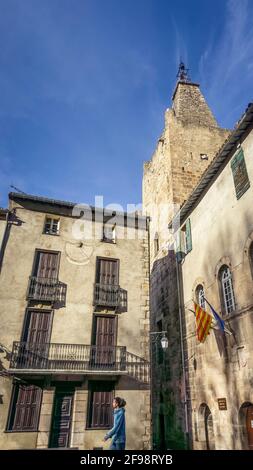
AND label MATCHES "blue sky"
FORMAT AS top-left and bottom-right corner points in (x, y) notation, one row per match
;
(0, 0), (252, 209)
